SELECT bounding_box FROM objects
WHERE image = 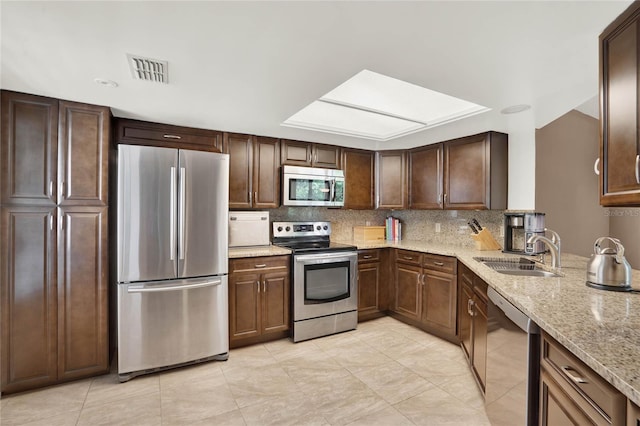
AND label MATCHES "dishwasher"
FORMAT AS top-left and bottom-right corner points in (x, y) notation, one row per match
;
(486, 287), (540, 426)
